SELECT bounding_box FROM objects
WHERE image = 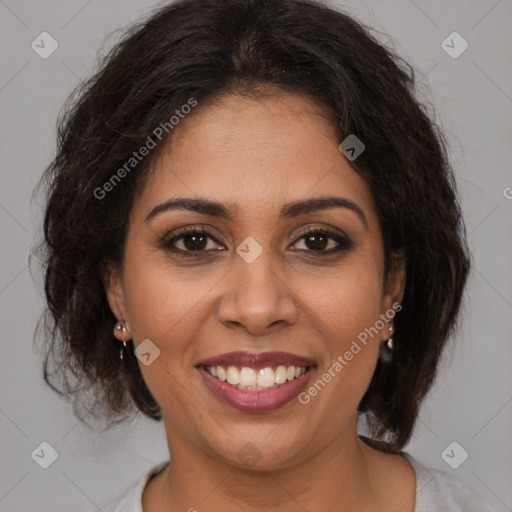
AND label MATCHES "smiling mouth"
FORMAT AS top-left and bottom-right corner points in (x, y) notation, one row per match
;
(195, 350), (317, 411)
(200, 364), (311, 391)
